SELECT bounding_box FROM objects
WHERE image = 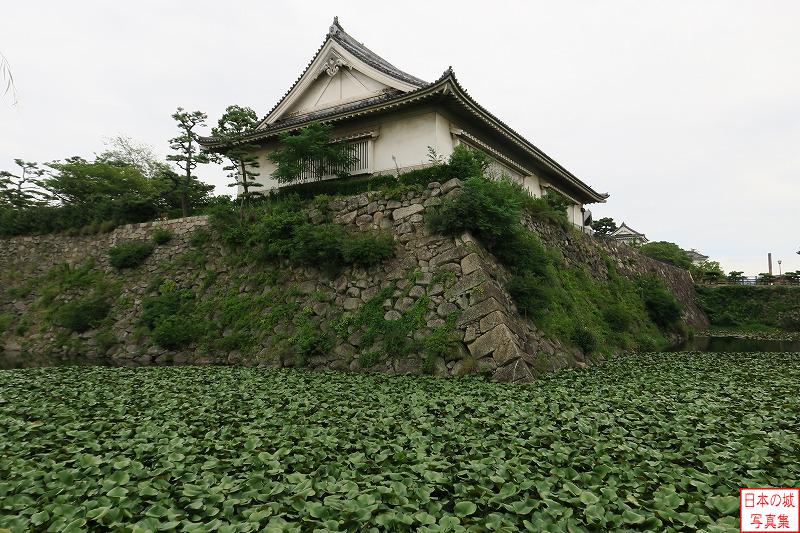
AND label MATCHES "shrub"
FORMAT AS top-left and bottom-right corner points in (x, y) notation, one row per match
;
(0, 313), (13, 335)
(151, 315), (201, 349)
(506, 274), (551, 318)
(638, 275), (682, 329)
(571, 324), (598, 354)
(108, 241), (154, 269)
(427, 176), (521, 246)
(94, 329), (118, 355)
(140, 285), (194, 329)
(98, 220), (117, 233)
(639, 241), (692, 270)
(603, 304), (632, 332)
(189, 229), (211, 248)
(151, 228), (173, 245)
(341, 233), (395, 268)
(358, 351), (381, 369)
(52, 295), (110, 332)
